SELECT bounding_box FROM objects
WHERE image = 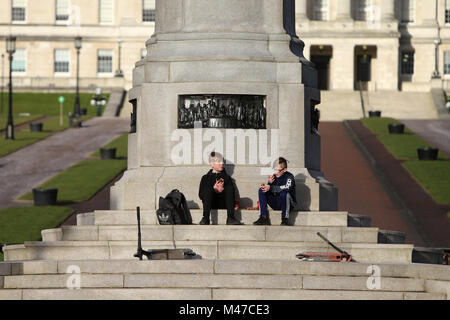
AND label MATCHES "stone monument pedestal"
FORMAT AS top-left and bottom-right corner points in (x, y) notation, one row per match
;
(110, 0), (337, 213)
